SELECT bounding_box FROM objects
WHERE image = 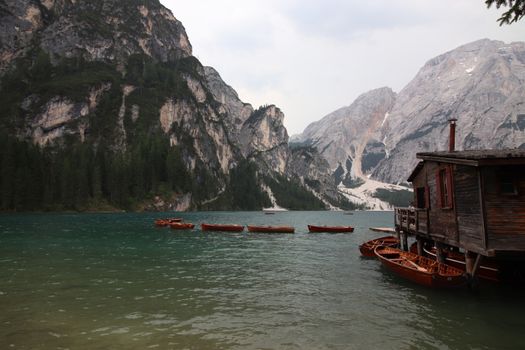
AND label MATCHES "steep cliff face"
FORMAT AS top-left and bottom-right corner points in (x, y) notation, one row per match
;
(0, 0), (191, 74)
(297, 87), (396, 176)
(374, 39), (525, 183)
(285, 146), (341, 205)
(296, 39), (525, 187)
(0, 0), (338, 211)
(203, 66), (253, 138)
(240, 105), (290, 174)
